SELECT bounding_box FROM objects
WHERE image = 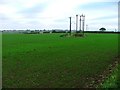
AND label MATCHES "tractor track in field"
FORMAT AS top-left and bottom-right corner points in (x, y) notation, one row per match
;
(84, 56), (119, 88)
